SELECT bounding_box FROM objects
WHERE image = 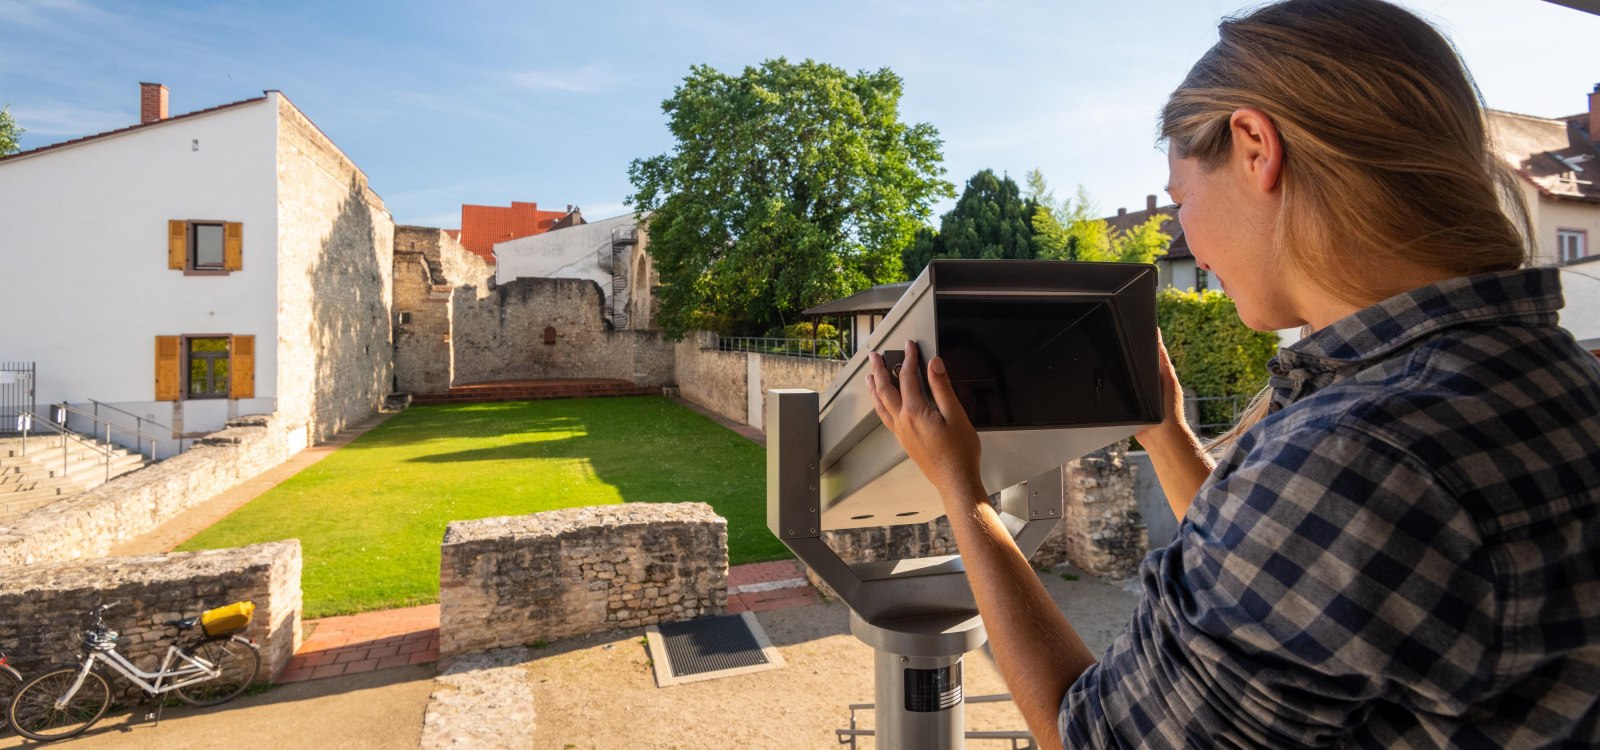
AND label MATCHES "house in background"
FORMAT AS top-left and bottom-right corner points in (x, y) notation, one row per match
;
(492, 212), (657, 331)
(0, 83), (394, 457)
(447, 201), (583, 266)
(802, 282), (910, 355)
(1104, 195), (1207, 294)
(1488, 83), (1600, 351)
